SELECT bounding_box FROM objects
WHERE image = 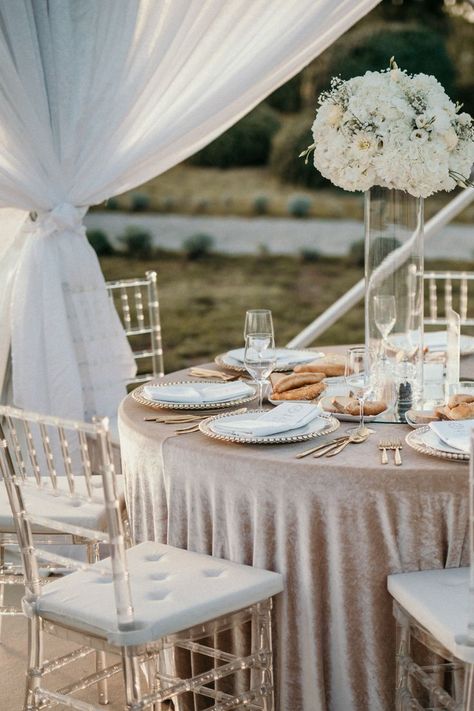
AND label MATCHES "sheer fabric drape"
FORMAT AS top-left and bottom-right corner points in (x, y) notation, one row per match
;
(0, 0), (379, 419)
